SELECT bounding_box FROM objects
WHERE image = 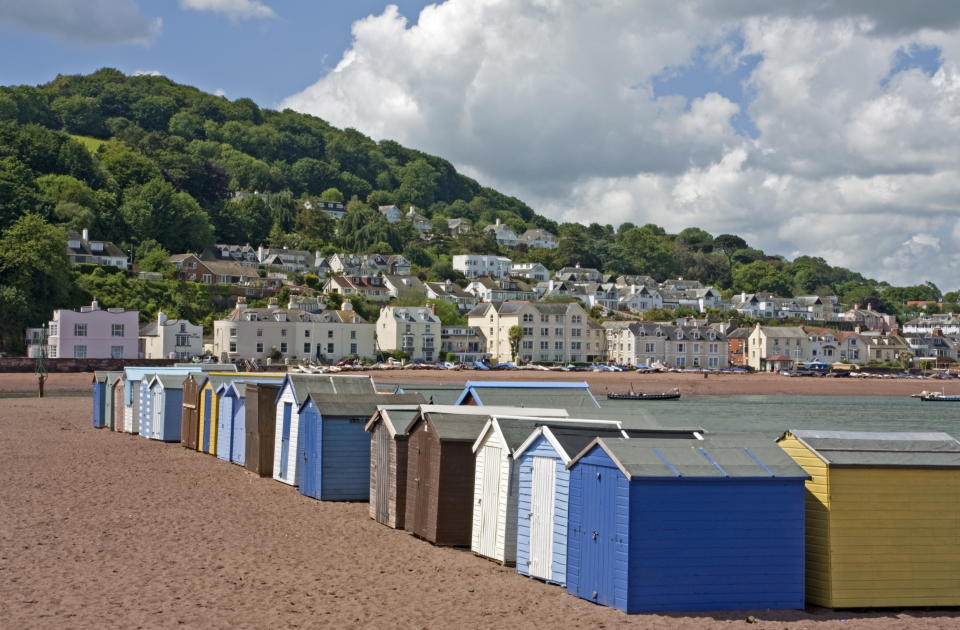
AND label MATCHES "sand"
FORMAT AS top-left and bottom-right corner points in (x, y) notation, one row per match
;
(2, 397), (959, 629)
(0, 369), (948, 398)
